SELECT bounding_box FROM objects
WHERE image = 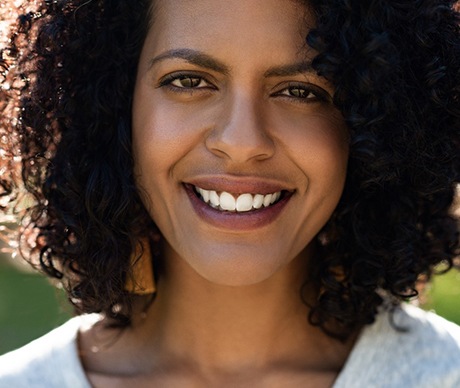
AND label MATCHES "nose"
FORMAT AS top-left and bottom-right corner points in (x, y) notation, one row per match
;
(205, 91), (275, 163)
